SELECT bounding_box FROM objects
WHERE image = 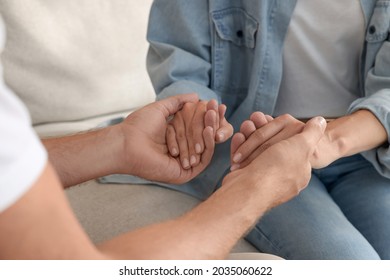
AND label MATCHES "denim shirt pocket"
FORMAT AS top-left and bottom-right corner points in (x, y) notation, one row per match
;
(210, 7), (258, 105)
(363, 1), (390, 90)
(366, 1), (390, 43)
(212, 8), (258, 48)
